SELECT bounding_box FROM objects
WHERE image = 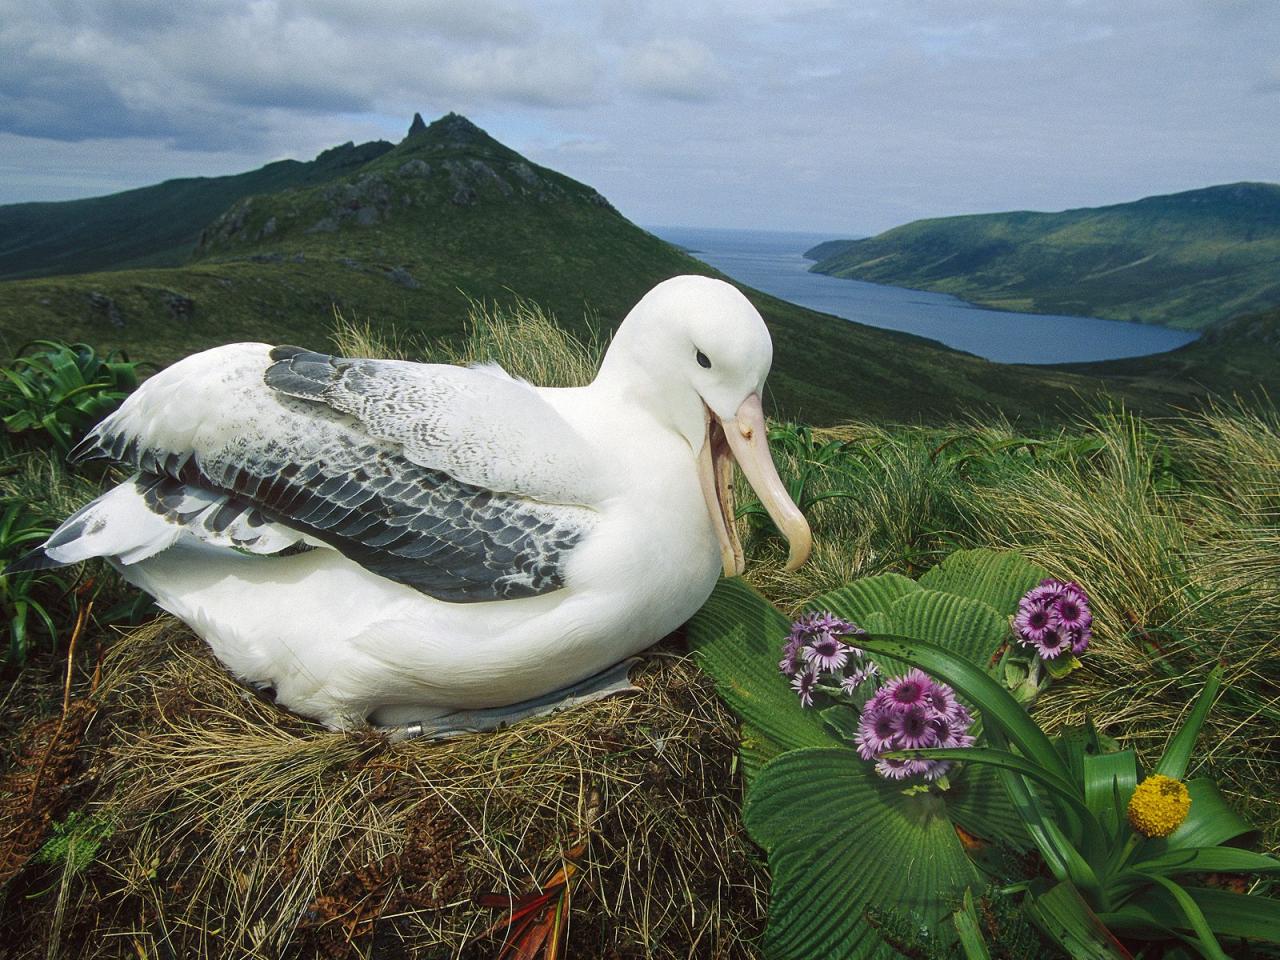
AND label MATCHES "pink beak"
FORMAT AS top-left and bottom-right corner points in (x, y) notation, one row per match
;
(696, 394), (813, 576)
